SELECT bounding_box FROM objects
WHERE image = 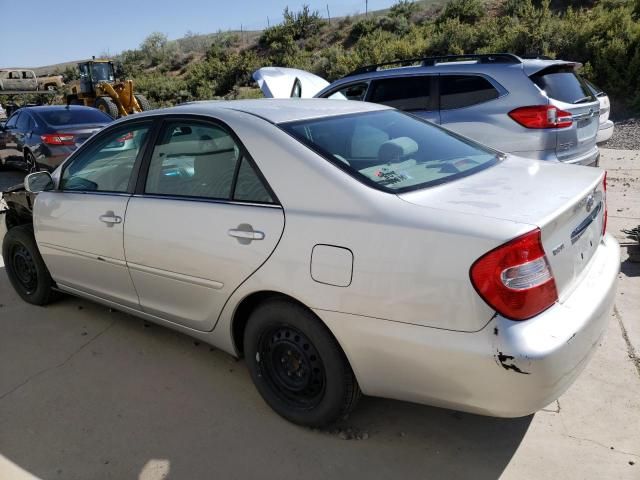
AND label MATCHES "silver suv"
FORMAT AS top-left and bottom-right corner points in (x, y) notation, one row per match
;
(255, 54), (601, 166)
